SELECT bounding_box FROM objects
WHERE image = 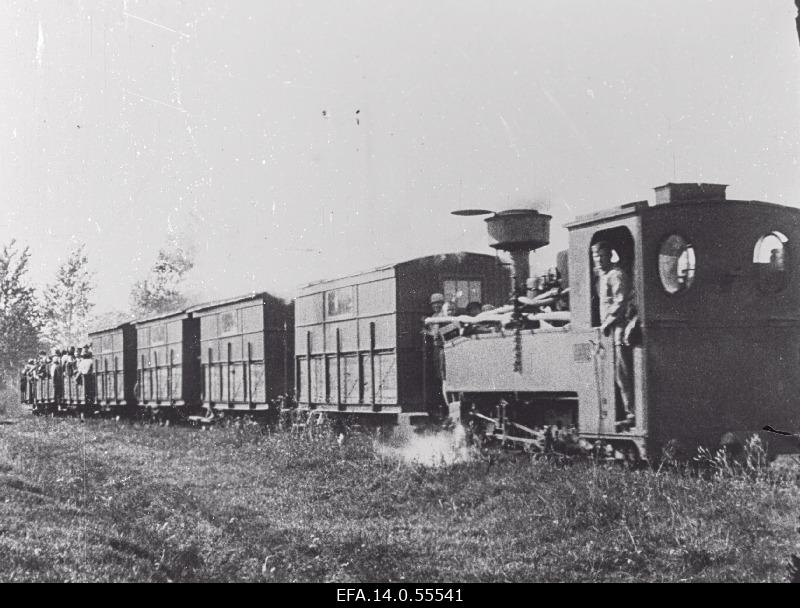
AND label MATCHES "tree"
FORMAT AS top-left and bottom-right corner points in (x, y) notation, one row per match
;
(40, 245), (95, 349)
(0, 240), (41, 386)
(129, 245), (195, 317)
